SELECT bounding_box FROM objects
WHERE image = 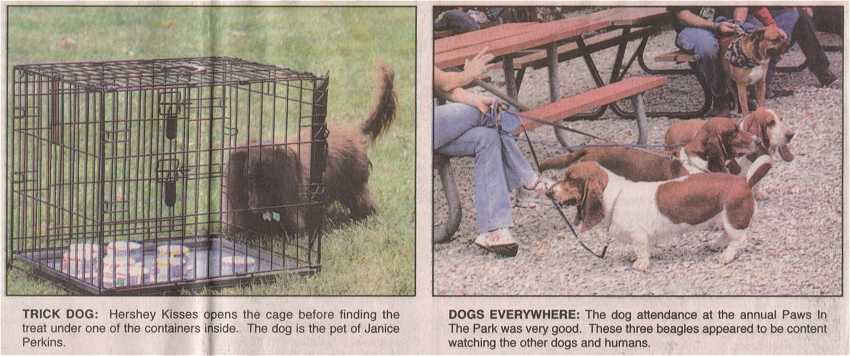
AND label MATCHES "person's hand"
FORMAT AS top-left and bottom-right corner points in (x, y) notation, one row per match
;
(463, 47), (497, 82)
(800, 7), (813, 18)
(715, 21), (739, 35)
(470, 93), (497, 113)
